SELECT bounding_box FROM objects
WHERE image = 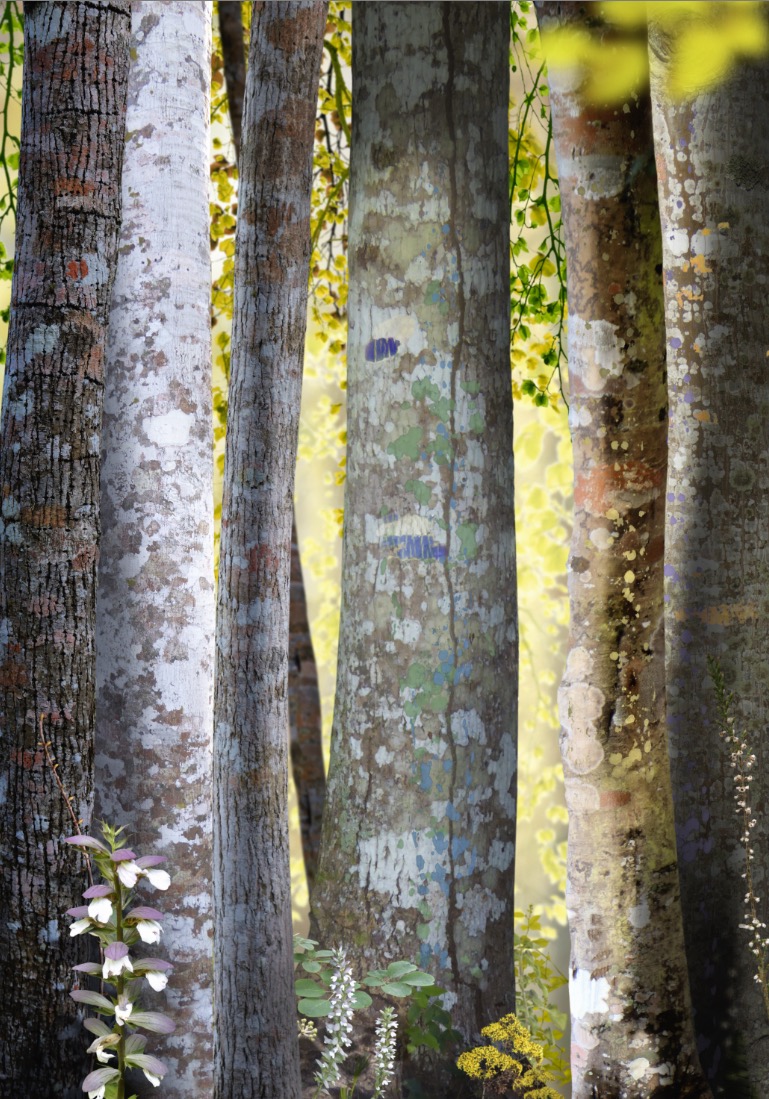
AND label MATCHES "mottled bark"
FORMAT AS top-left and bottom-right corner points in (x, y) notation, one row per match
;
(540, 6), (711, 1096)
(650, 13), (769, 1095)
(0, 2), (129, 1094)
(312, 0), (516, 1075)
(212, 3), (327, 1098)
(218, 0), (326, 894)
(94, 4), (214, 1097)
